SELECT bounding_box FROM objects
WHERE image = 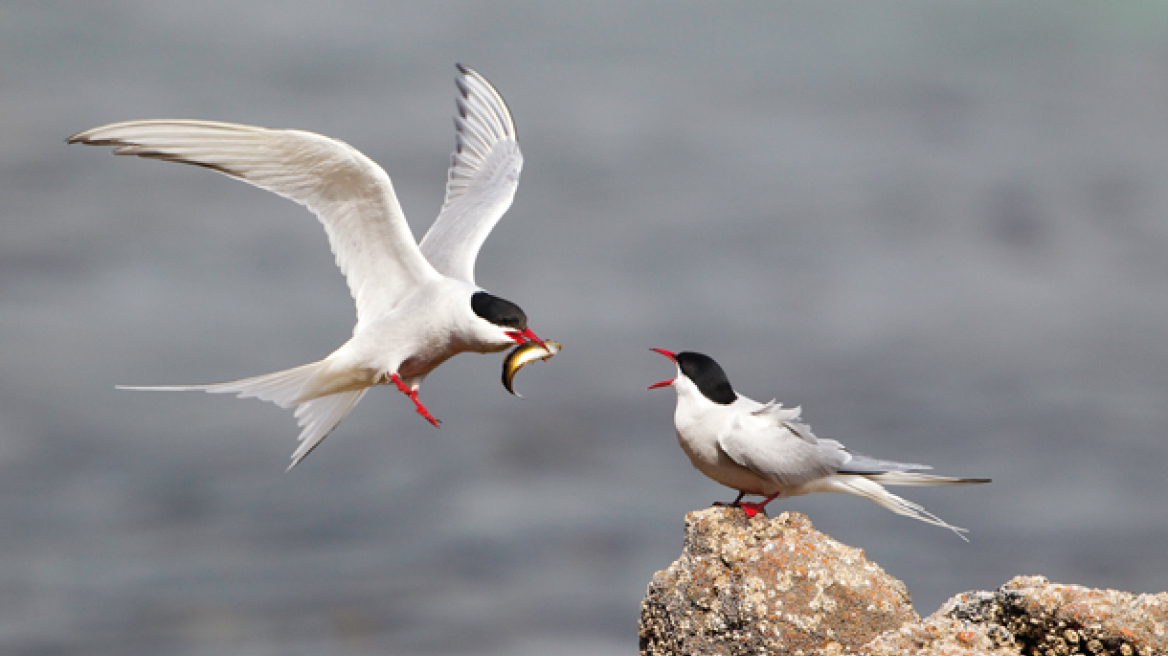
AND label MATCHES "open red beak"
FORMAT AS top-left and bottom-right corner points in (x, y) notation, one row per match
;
(507, 328), (547, 350)
(648, 348), (677, 390)
(650, 348), (677, 361)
